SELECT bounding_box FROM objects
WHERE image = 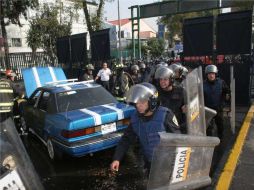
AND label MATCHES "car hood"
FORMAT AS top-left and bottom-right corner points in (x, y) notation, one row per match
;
(22, 67), (67, 98)
(57, 102), (135, 130)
